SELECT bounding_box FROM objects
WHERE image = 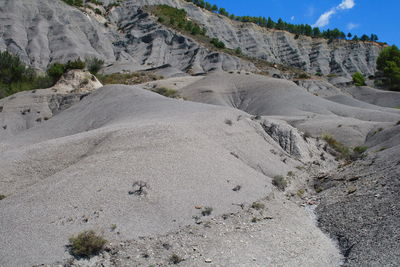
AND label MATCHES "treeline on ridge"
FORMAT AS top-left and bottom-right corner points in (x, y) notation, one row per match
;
(184, 0), (379, 42)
